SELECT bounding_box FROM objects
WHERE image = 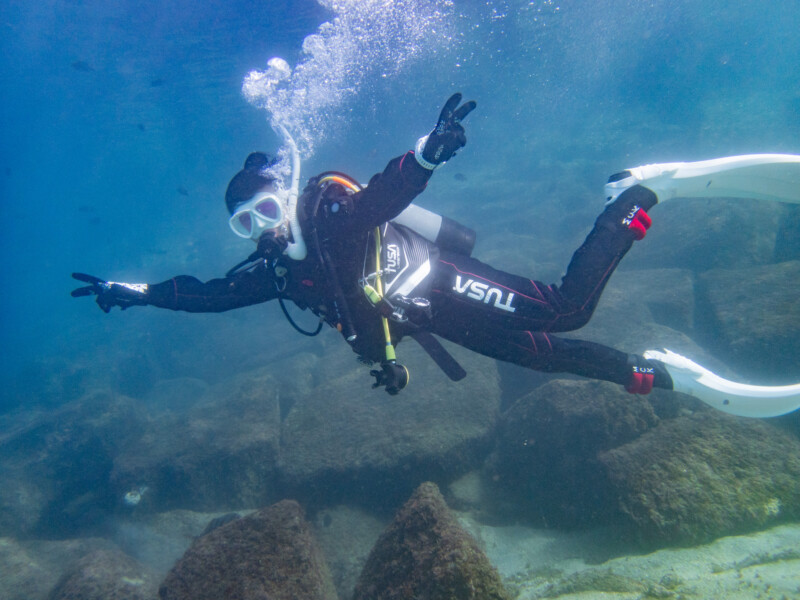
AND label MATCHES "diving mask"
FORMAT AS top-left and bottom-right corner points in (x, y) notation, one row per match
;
(229, 191), (288, 240)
